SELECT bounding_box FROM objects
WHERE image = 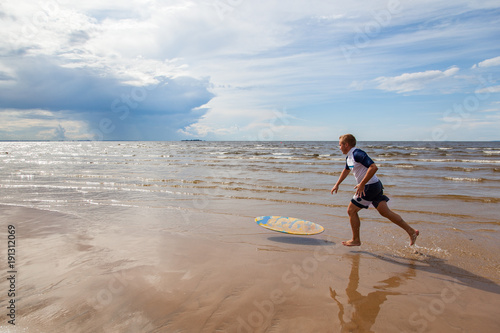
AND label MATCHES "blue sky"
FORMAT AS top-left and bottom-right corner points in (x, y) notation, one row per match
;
(1, 0), (499, 141)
